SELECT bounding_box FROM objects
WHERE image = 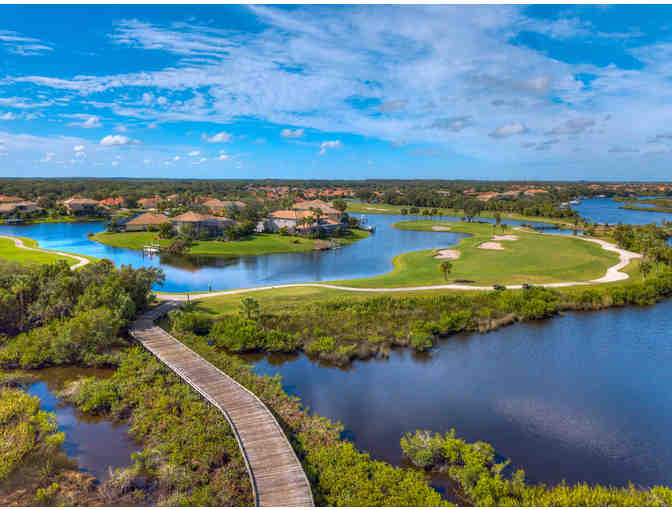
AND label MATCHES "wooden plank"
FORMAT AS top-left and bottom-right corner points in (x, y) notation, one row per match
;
(130, 301), (314, 507)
